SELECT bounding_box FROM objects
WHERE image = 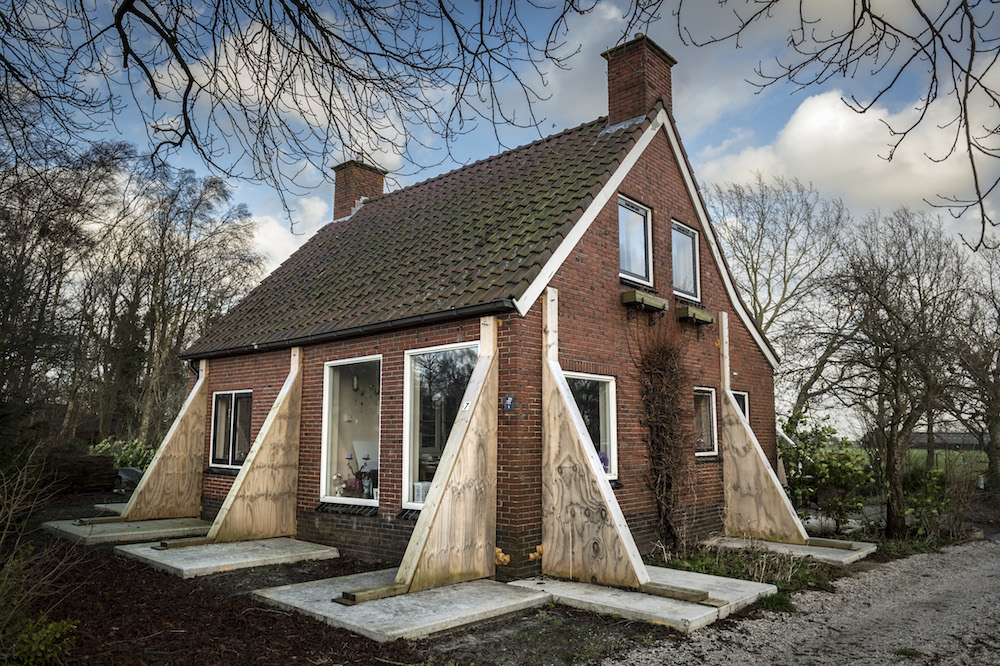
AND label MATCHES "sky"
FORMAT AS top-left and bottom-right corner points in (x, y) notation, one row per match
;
(236, 2), (996, 271)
